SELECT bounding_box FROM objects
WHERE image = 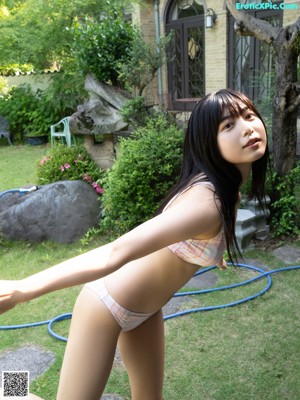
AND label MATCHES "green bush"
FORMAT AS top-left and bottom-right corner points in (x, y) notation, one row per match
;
(0, 84), (61, 140)
(270, 162), (300, 237)
(0, 77), (8, 95)
(120, 96), (150, 128)
(71, 7), (137, 87)
(0, 84), (38, 141)
(101, 115), (184, 236)
(0, 72), (86, 141)
(25, 89), (60, 137)
(36, 144), (105, 195)
(42, 69), (86, 121)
